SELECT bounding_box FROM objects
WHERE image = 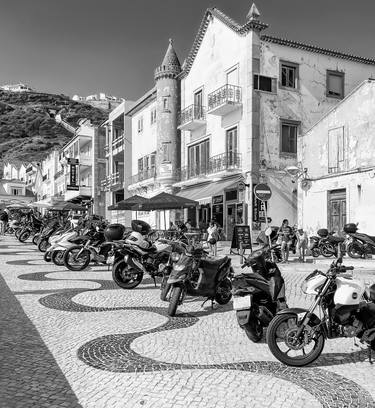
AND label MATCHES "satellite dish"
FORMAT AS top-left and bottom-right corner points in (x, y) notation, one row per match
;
(301, 179), (312, 191)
